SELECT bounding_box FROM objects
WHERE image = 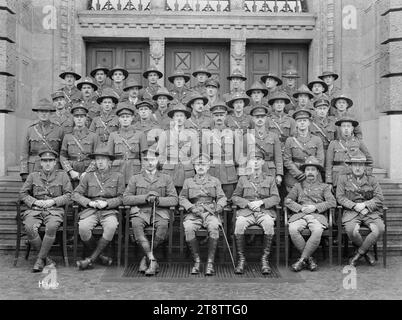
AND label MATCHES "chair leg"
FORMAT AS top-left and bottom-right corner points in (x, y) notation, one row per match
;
(284, 232), (289, 268)
(344, 235), (349, 258)
(329, 228), (333, 266)
(14, 230), (21, 267)
(383, 227), (387, 268)
(25, 240), (31, 261)
(276, 229), (280, 267)
(62, 229), (69, 267)
(321, 238), (327, 260)
(373, 243), (378, 261)
(232, 235), (237, 265)
(124, 218), (129, 269)
(73, 226), (78, 263)
(337, 231), (342, 265)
